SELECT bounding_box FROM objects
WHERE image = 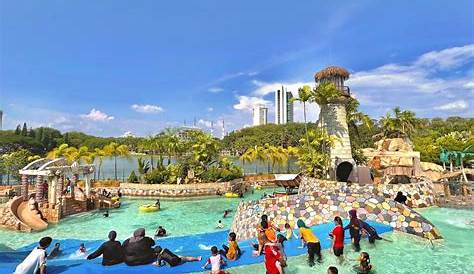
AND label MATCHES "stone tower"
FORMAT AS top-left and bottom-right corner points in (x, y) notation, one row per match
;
(315, 66), (356, 182)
